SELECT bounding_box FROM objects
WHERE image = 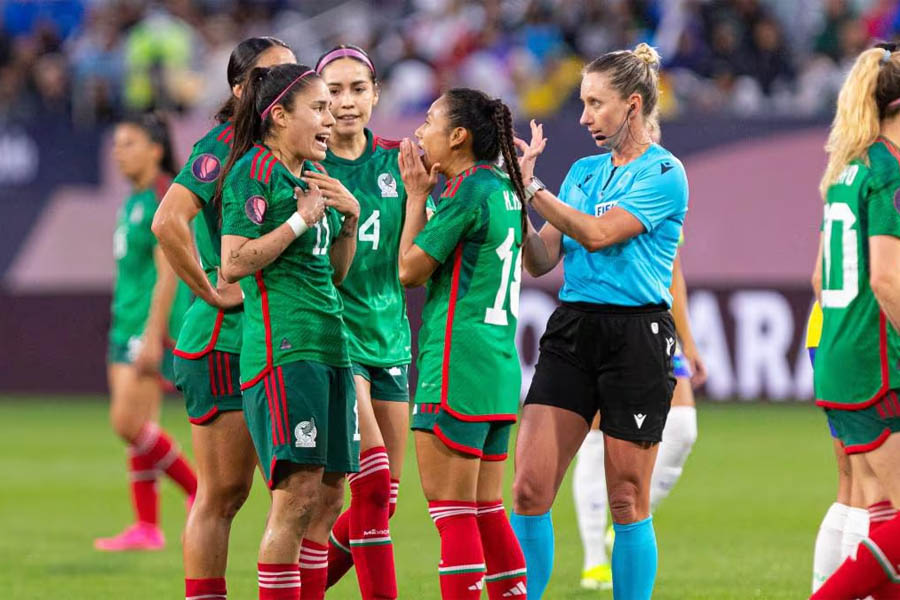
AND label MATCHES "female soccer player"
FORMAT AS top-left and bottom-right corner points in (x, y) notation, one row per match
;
(810, 46), (900, 599)
(94, 112), (196, 552)
(151, 37), (295, 600)
(573, 239), (705, 591)
(219, 62), (360, 600)
(397, 88), (528, 600)
(314, 45), (405, 599)
(511, 43), (688, 600)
